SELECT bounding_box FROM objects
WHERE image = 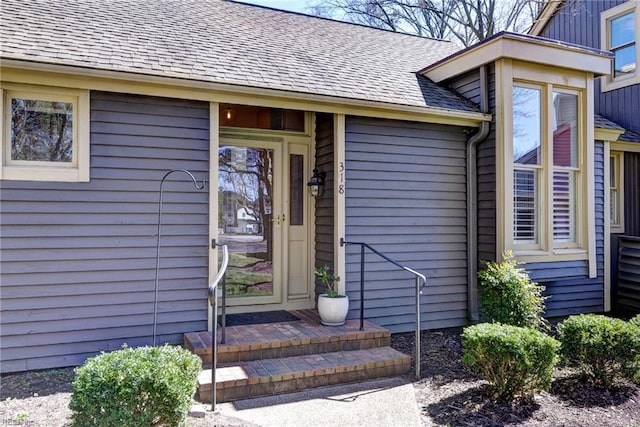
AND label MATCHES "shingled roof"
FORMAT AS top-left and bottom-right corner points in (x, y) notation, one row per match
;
(0, 0), (479, 113)
(595, 114), (640, 143)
